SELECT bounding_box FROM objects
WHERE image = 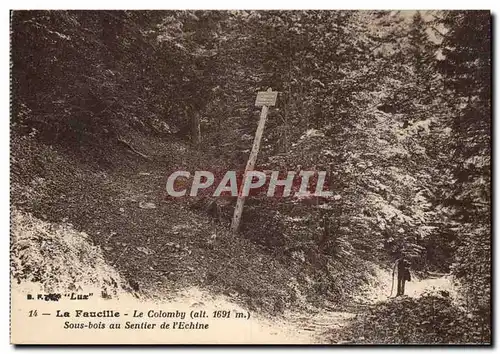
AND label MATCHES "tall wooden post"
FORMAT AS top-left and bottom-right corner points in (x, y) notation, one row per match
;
(231, 88), (277, 234)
